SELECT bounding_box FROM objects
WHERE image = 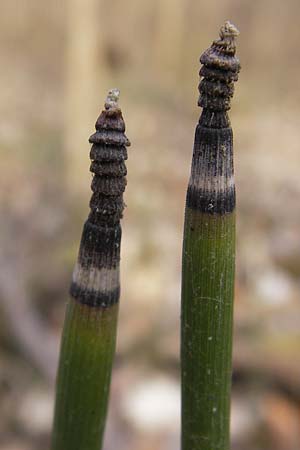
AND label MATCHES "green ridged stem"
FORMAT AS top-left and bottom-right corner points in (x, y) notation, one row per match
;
(51, 301), (118, 450)
(181, 21), (240, 450)
(51, 89), (130, 450)
(181, 210), (235, 450)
